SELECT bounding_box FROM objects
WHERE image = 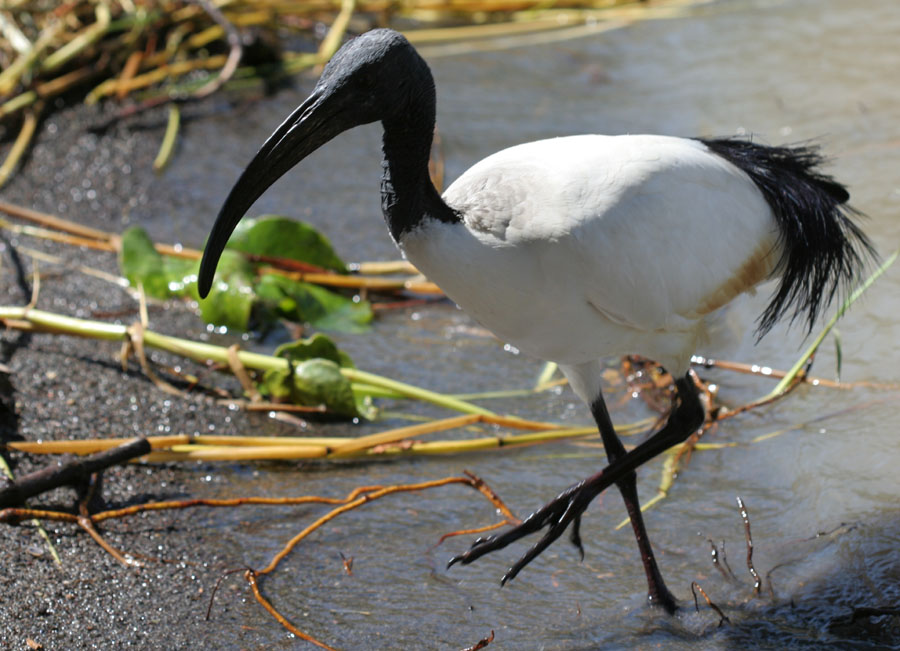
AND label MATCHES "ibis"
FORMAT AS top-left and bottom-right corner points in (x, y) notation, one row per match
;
(198, 29), (873, 613)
